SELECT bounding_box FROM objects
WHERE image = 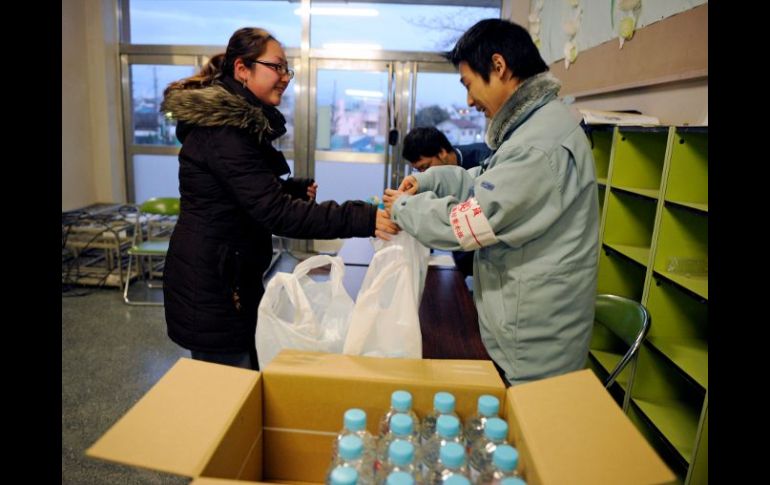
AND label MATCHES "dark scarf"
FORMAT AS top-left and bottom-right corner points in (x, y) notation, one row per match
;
(485, 72), (562, 150)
